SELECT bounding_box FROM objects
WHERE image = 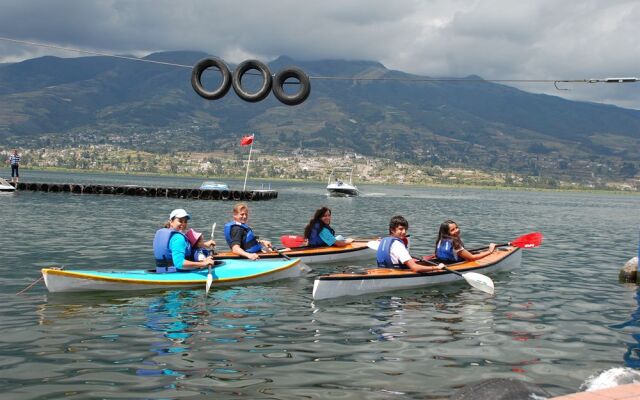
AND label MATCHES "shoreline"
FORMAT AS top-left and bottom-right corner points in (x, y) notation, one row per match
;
(5, 166), (639, 195)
